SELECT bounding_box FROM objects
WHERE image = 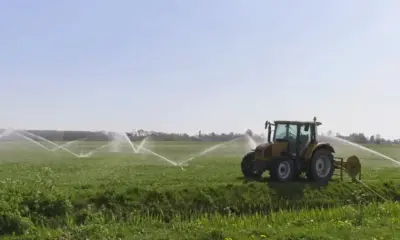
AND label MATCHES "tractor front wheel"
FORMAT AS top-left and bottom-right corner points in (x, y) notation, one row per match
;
(307, 148), (334, 183)
(269, 157), (295, 182)
(241, 152), (261, 179)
